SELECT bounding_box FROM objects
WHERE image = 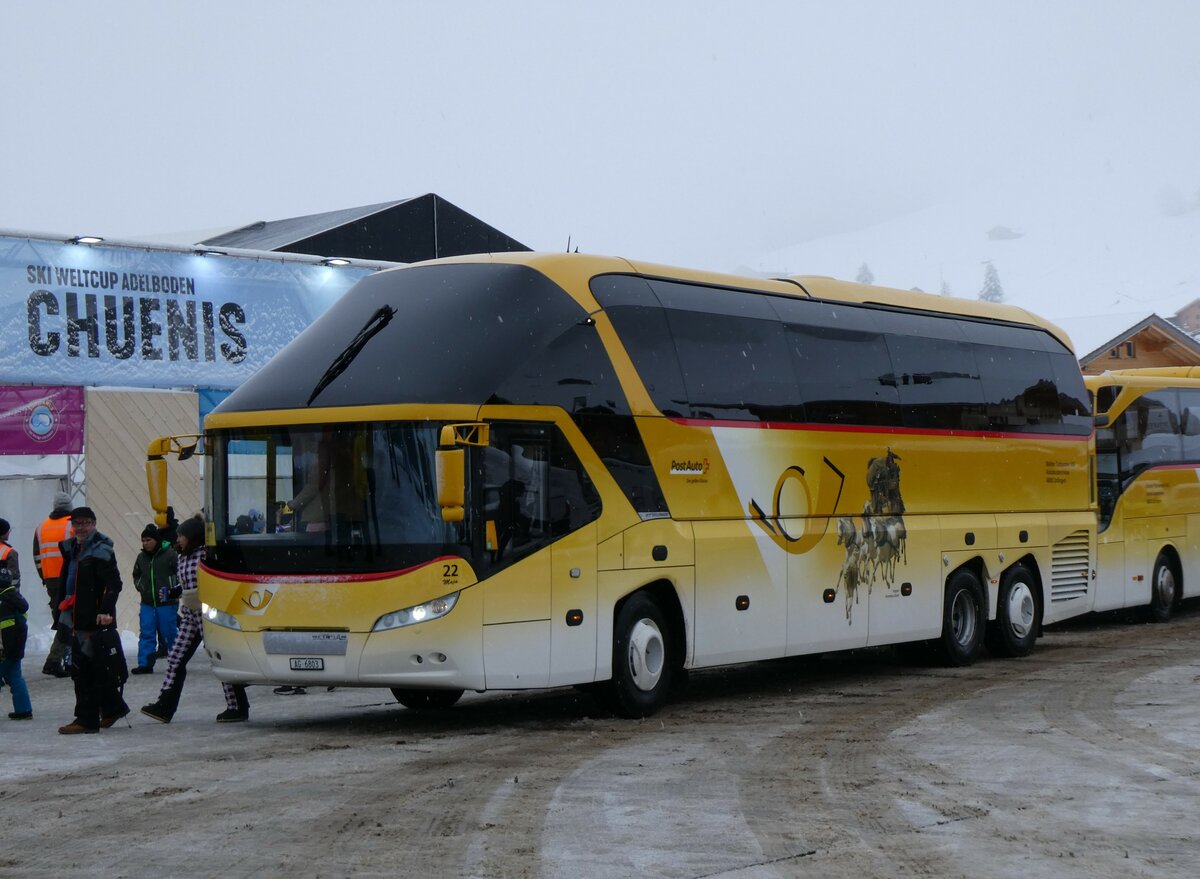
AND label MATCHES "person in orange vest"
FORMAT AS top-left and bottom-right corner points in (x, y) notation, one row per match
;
(32, 491), (73, 678)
